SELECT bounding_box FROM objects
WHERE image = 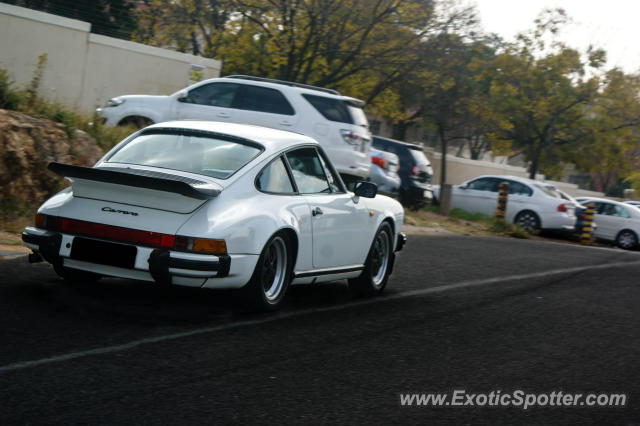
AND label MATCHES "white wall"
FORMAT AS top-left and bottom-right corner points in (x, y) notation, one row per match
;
(0, 3), (221, 113)
(426, 150), (604, 198)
